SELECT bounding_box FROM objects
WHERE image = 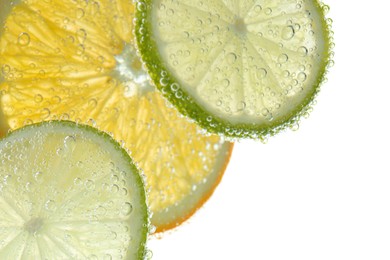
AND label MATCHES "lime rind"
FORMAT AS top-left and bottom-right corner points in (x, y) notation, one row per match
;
(0, 120), (150, 259)
(135, 0), (334, 140)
